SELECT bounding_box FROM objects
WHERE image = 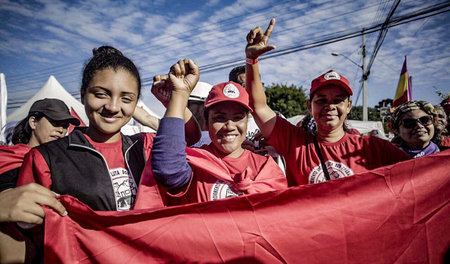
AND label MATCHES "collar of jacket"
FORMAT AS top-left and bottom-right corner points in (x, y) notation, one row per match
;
(68, 127), (137, 153)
